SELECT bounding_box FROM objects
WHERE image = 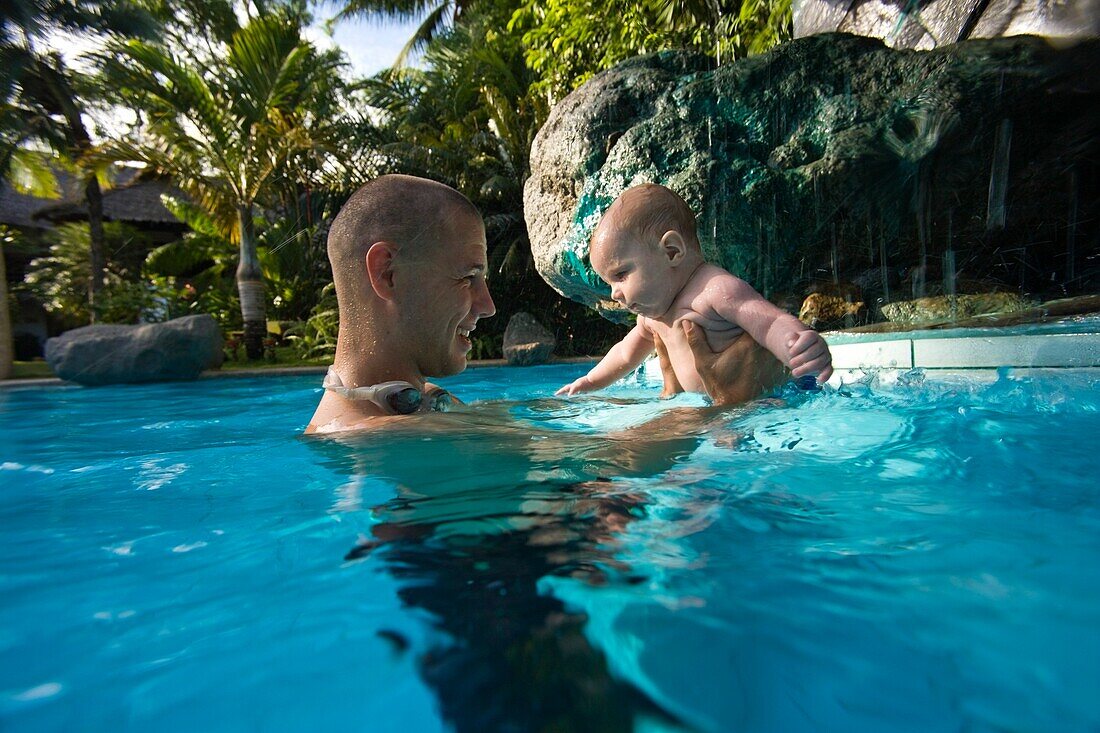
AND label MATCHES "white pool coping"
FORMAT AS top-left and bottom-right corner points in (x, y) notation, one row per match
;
(822, 332), (1100, 370)
(635, 330), (1100, 388)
